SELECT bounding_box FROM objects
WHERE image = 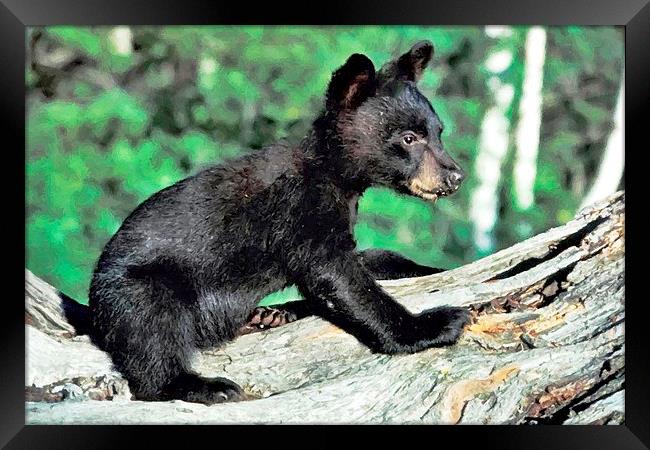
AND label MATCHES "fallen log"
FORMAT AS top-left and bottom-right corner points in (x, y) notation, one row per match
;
(25, 191), (625, 424)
